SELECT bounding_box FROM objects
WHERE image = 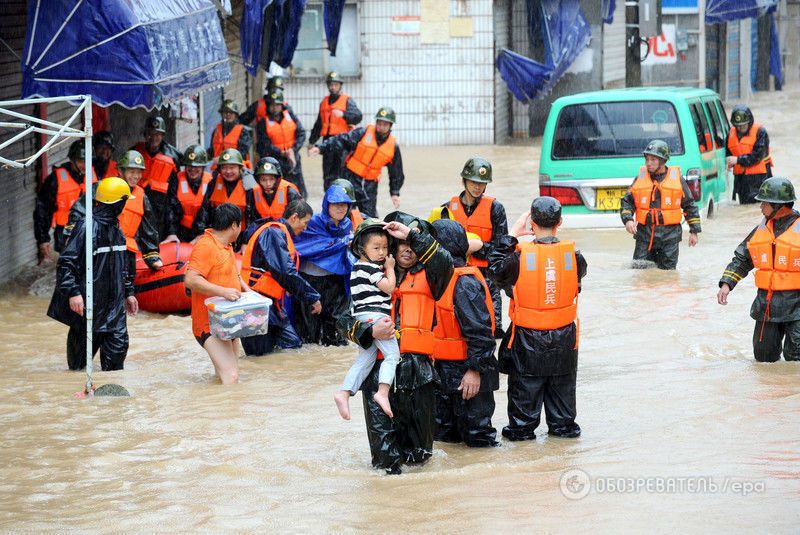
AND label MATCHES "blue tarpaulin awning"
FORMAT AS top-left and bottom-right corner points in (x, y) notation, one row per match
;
(241, 0), (306, 76)
(496, 0), (591, 102)
(324, 0), (346, 55)
(22, 0), (231, 110)
(705, 0), (778, 24)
